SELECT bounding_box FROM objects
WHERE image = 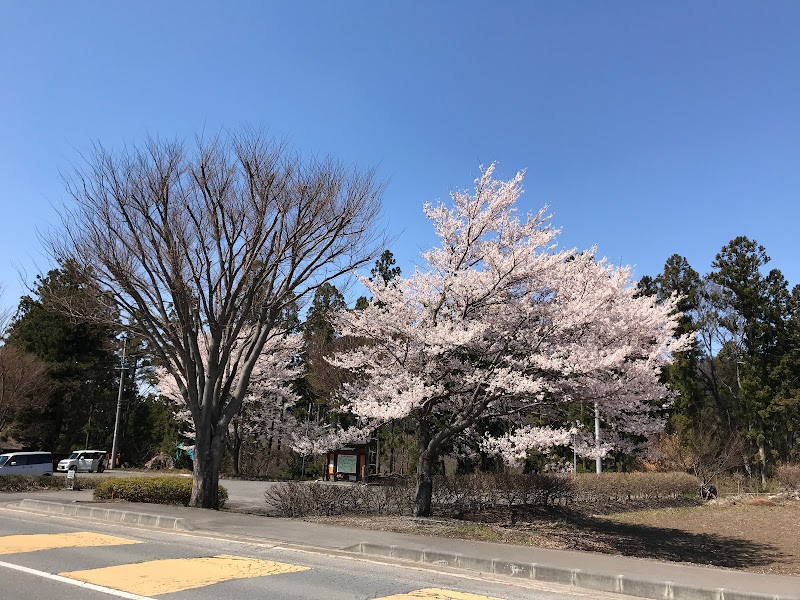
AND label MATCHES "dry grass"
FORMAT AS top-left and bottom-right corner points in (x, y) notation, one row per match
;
(306, 498), (800, 575)
(608, 498), (800, 574)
